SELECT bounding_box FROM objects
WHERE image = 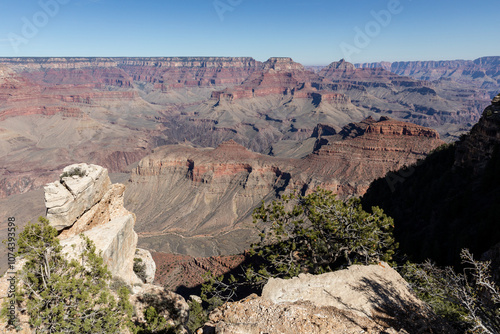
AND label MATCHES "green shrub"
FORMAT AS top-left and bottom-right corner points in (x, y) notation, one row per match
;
(134, 257), (148, 283)
(202, 188), (398, 303)
(186, 300), (208, 333)
(1, 217), (133, 333)
(250, 188), (397, 280)
(60, 166), (86, 180)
